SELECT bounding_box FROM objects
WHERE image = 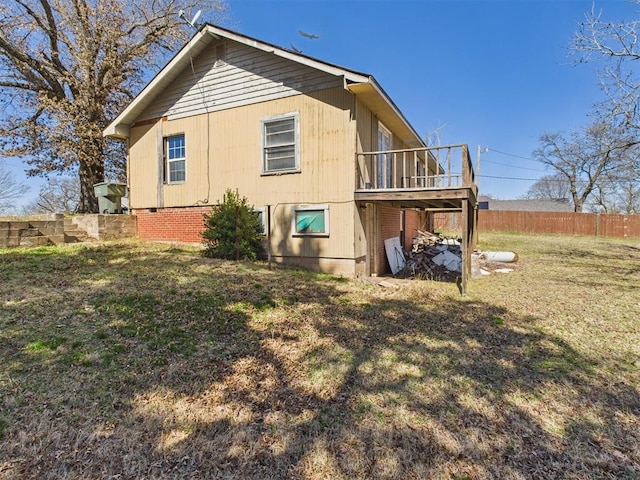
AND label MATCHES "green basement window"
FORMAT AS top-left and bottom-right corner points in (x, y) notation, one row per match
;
(292, 205), (329, 236)
(262, 113), (299, 174)
(165, 134), (186, 183)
